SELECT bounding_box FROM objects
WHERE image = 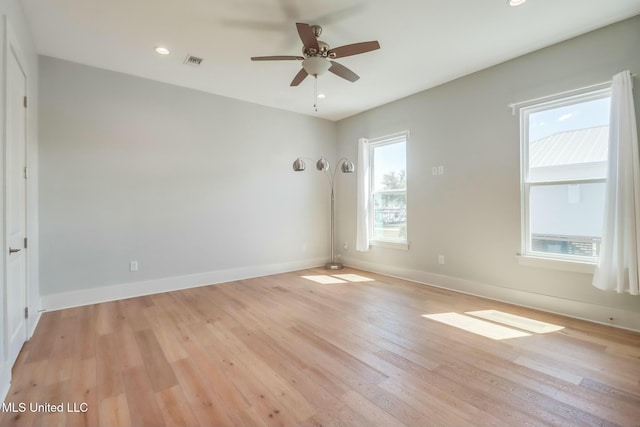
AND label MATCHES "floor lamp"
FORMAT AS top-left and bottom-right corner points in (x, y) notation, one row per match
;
(293, 156), (355, 270)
